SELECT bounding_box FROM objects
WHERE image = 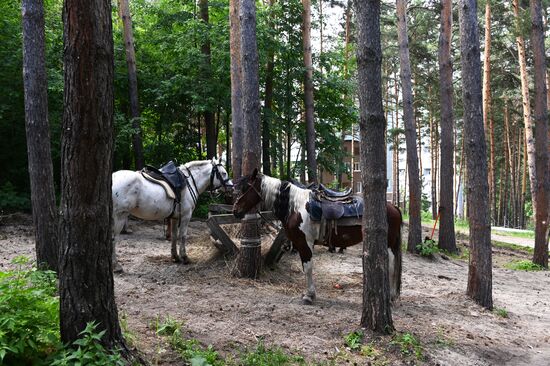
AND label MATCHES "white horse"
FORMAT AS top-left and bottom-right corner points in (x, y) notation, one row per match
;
(112, 158), (232, 272)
